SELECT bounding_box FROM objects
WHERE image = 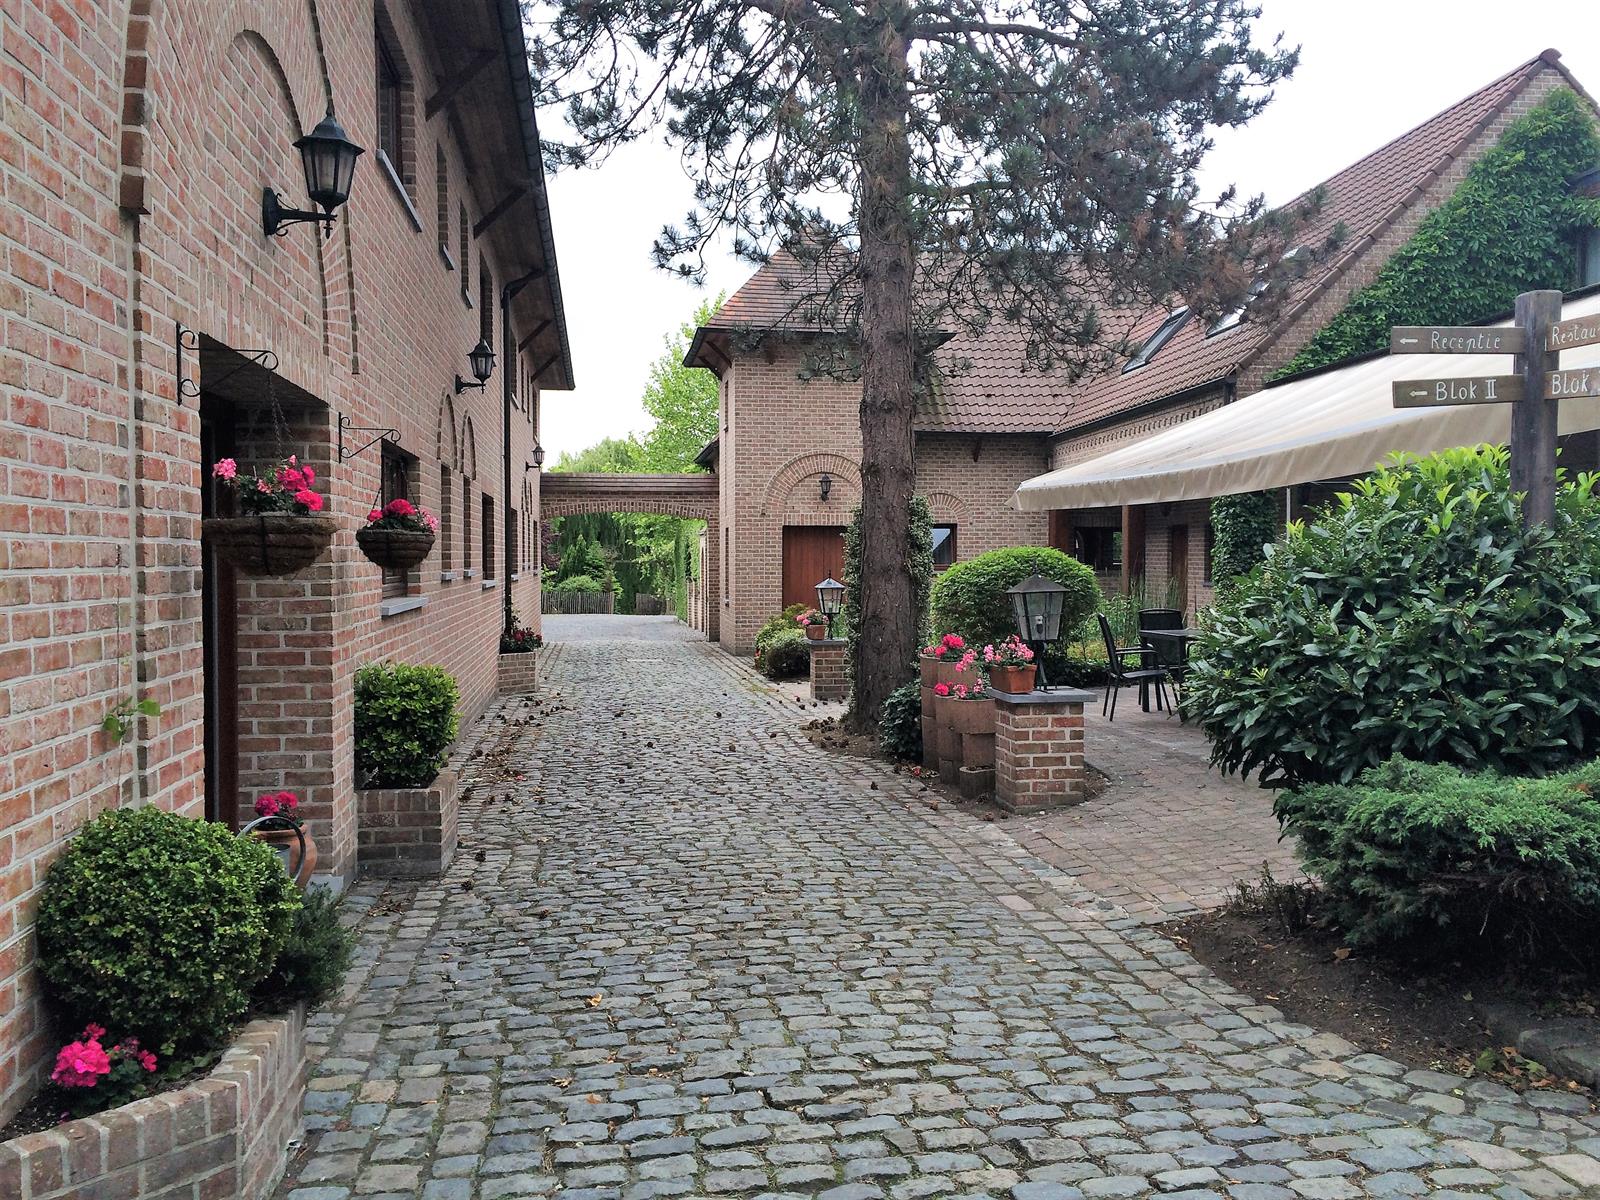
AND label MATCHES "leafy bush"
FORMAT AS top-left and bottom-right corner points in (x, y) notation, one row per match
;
(1042, 642), (1112, 688)
(37, 807), (300, 1054)
(879, 681), (922, 761)
(1210, 491), (1280, 582)
(1279, 756), (1600, 958)
(757, 627), (811, 679)
(552, 573), (603, 594)
(1186, 447), (1600, 788)
(255, 887), (355, 1009)
(354, 662), (460, 788)
(930, 546), (1099, 647)
(755, 603), (809, 659)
